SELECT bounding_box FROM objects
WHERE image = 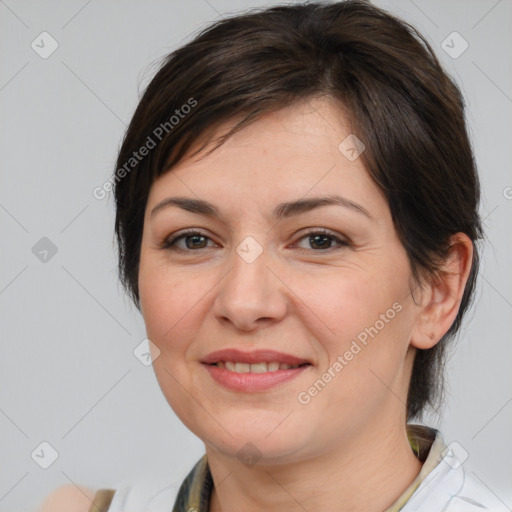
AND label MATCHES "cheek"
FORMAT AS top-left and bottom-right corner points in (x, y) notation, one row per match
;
(303, 267), (413, 397)
(140, 281), (184, 346)
(305, 269), (403, 345)
(138, 262), (210, 427)
(138, 257), (213, 358)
